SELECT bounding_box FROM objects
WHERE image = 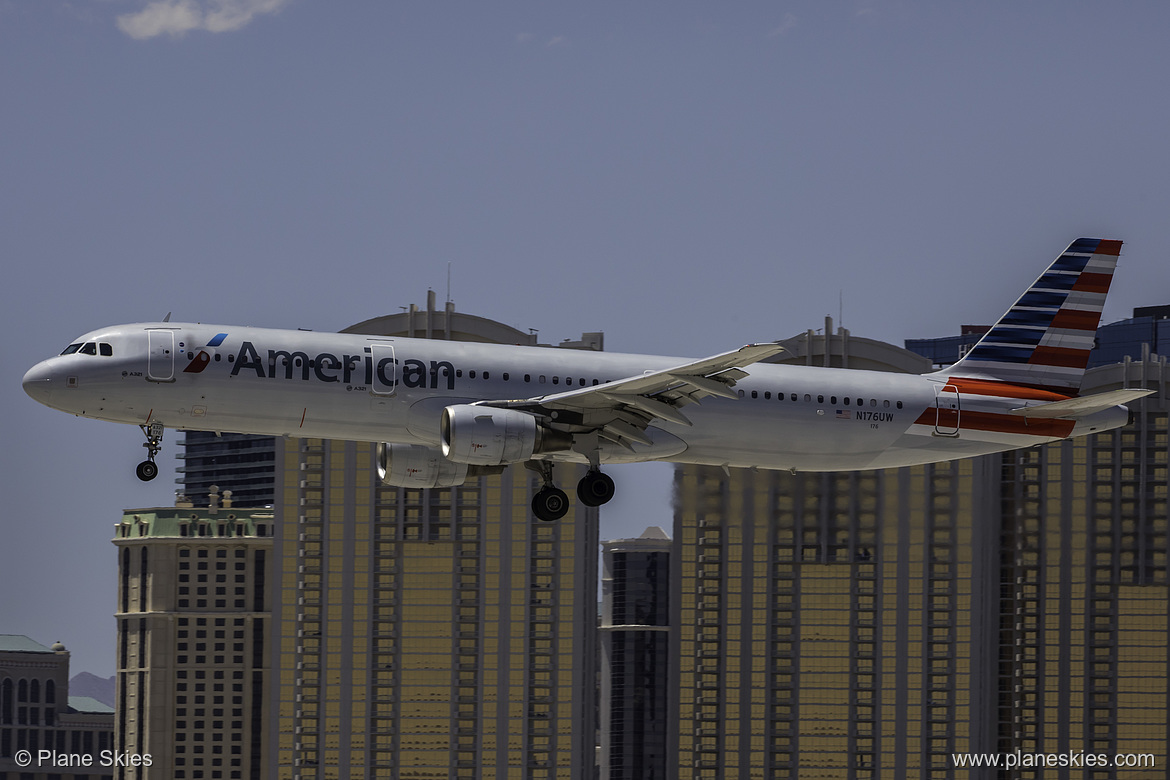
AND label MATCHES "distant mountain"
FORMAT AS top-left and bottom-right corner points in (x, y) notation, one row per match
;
(70, 672), (116, 709)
